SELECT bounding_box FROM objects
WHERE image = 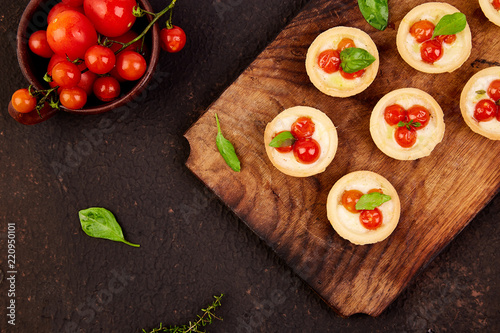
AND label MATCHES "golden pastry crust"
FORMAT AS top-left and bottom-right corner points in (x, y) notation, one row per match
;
(396, 2), (472, 74)
(305, 26), (379, 97)
(460, 66), (500, 140)
(370, 88), (445, 160)
(326, 171), (401, 245)
(264, 106), (338, 177)
(479, 0), (500, 27)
